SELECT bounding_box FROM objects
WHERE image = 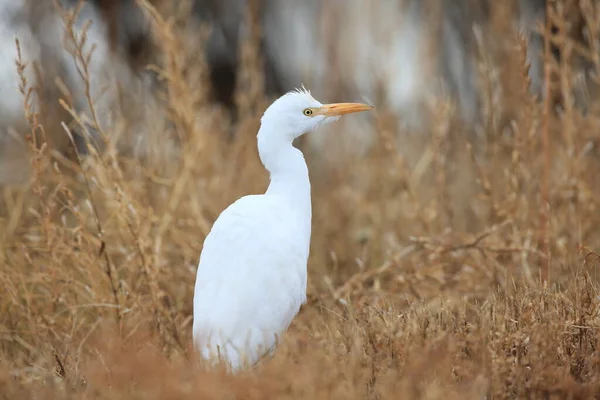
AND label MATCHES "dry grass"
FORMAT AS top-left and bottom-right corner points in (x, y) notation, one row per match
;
(1, 1), (600, 398)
